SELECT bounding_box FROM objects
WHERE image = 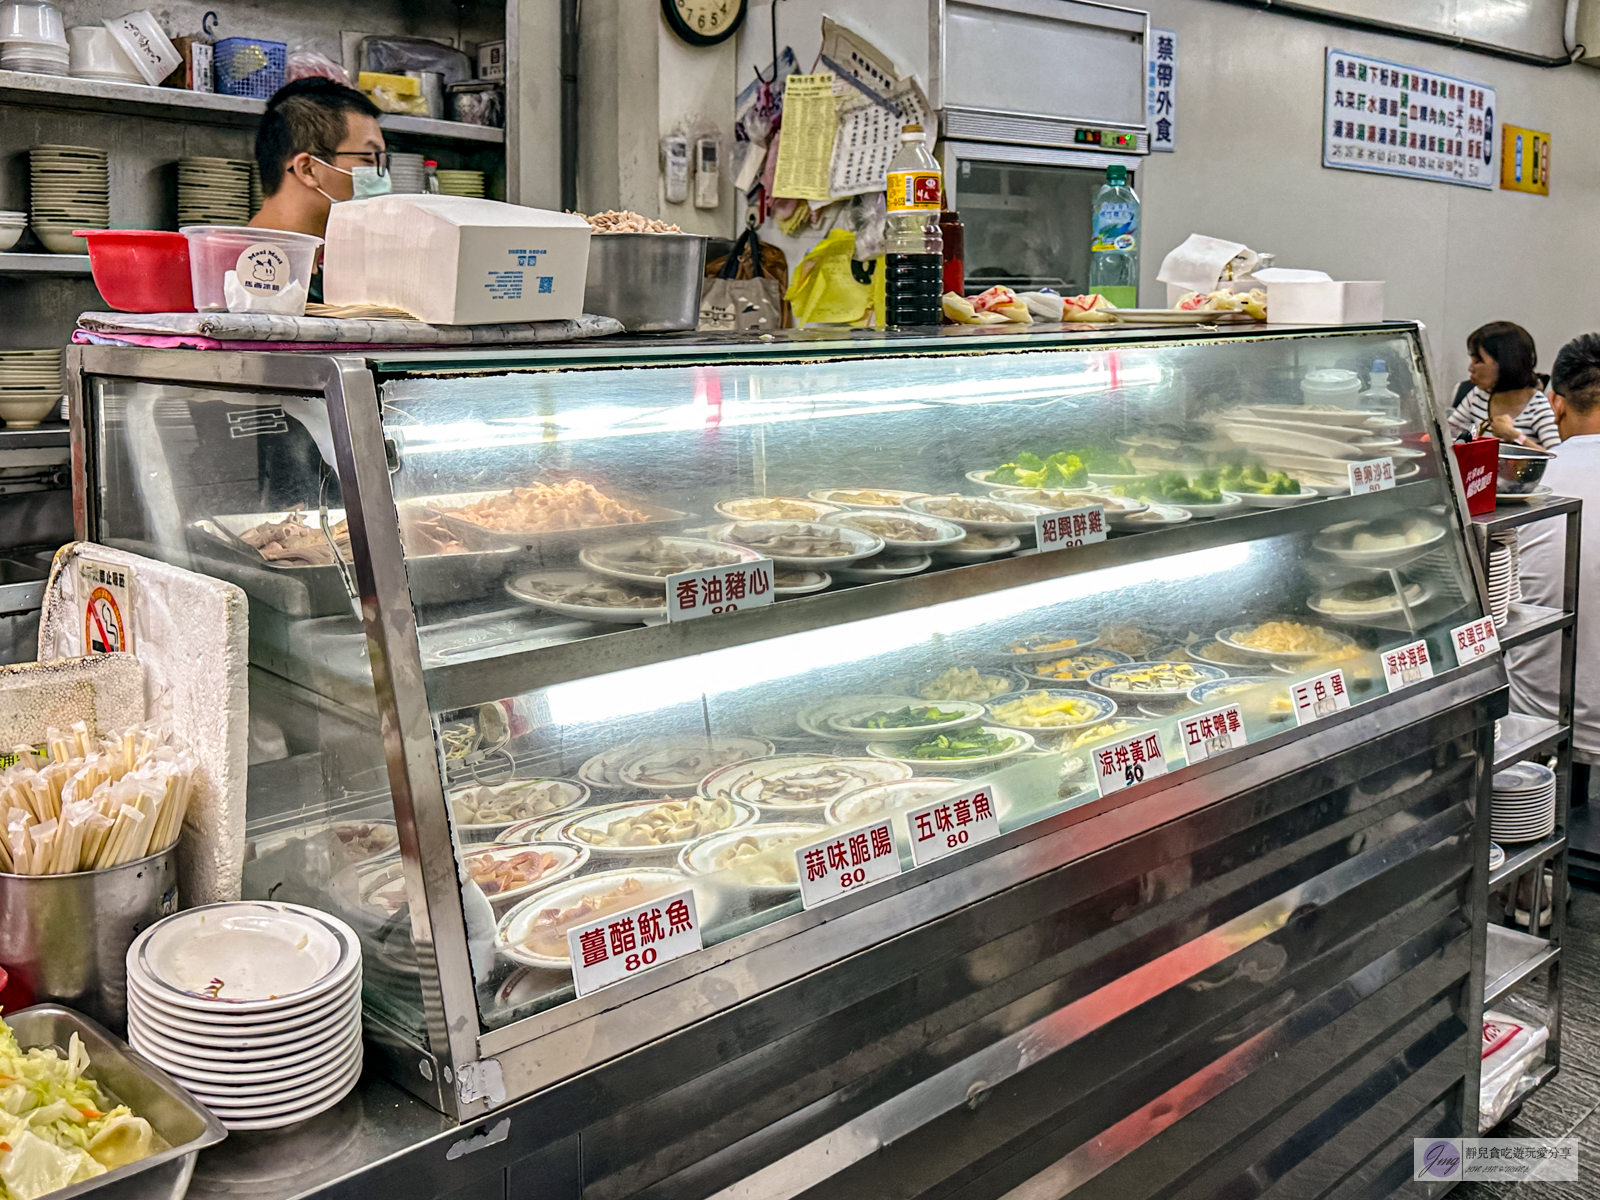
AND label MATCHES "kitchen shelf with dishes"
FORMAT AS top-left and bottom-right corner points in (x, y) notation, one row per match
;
(74, 322), (1507, 1116)
(1472, 494), (1581, 1127)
